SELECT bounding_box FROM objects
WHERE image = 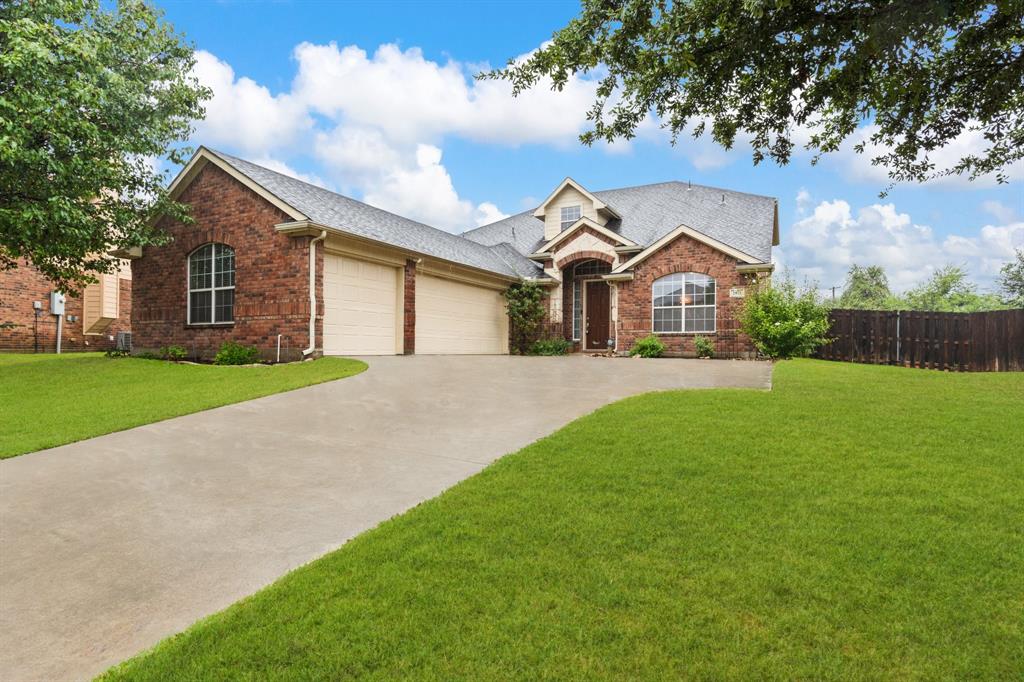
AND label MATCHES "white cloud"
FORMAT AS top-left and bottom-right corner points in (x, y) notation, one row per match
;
(982, 199), (1019, 224)
(777, 192), (1024, 293)
(191, 51), (310, 155)
(291, 42), (598, 147)
(795, 187), (812, 215)
(829, 123), (1015, 189)
(474, 202), (509, 226)
(359, 144), (503, 232)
